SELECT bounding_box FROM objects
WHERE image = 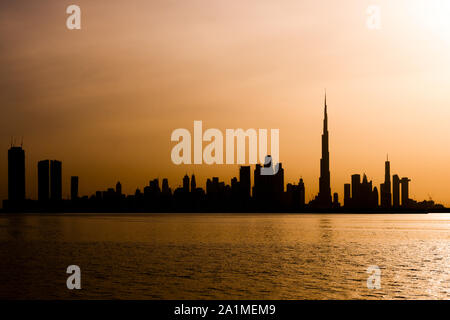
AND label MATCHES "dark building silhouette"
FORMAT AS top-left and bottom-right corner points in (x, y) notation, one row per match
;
(344, 183), (351, 207)
(372, 186), (379, 207)
(333, 192), (340, 208)
(392, 174), (400, 208)
(400, 177), (411, 207)
(116, 181), (122, 196)
(183, 174), (190, 192)
(71, 176), (79, 201)
(8, 146), (25, 202)
(253, 155), (284, 209)
(38, 159), (62, 203)
(38, 160), (50, 202)
(3, 93), (447, 214)
(286, 178), (306, 210)
(380, 158), (392, 208)
(191, 174), (196, 192)
(313, 93), (332, 207)
(50, 160), (62, 201)
(239, 166), (251, 199)
(162, 178), (171, 194)
(298, 178), (305, 207)
(351, 174), (361, 207)
(346, 173), (378, 208)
